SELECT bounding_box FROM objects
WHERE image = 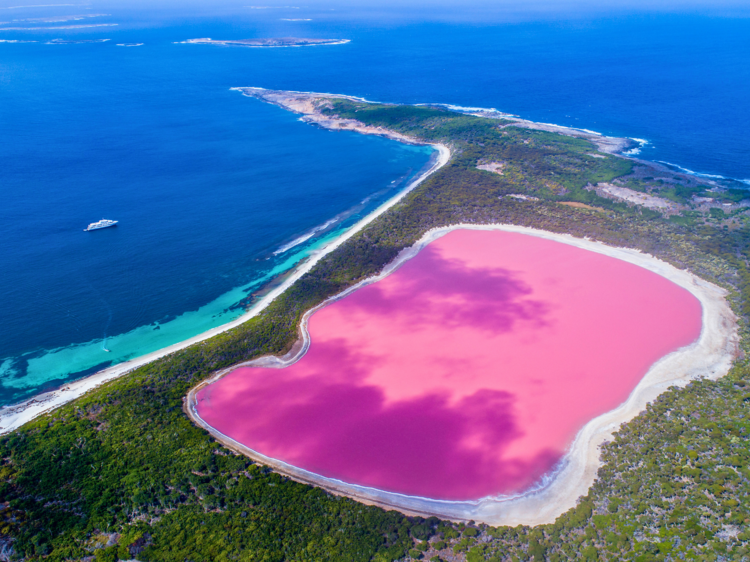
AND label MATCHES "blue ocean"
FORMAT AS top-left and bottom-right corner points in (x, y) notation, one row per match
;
(1, 1), (749, 406)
